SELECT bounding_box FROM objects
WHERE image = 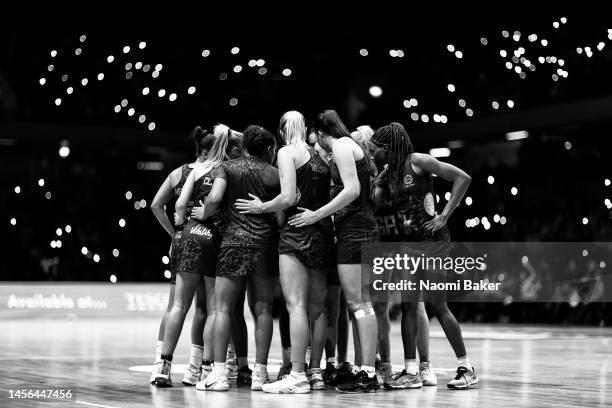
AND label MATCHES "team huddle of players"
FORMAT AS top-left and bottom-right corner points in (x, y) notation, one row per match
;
(148, 109), (478, 394)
